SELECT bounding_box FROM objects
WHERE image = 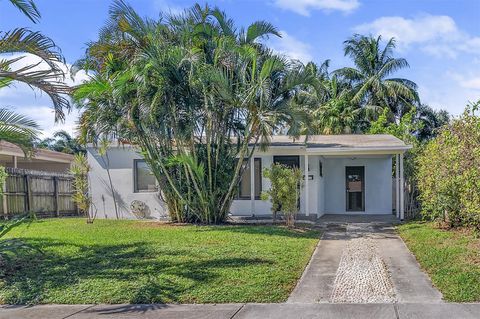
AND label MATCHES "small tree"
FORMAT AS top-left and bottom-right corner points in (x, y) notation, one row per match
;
(0, 166), (7, 197)
(70, 154), (94, 223)
(262, 164), (303, 227)
(417, 101), (480, 231)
